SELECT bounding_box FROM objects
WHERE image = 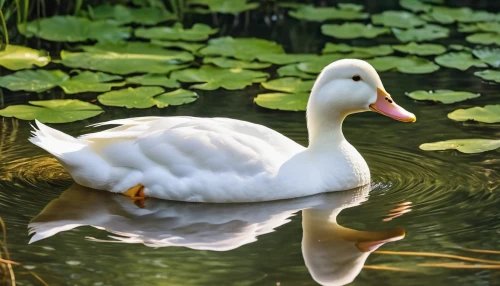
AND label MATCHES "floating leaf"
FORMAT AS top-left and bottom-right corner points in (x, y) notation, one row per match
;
(262, 78), (314, 93)
(371, 11), (426, 28)
(474, 70), (500, 83)
(203, 57), (271, 69)
(0, 70), (124, 93)
(98, 87), (197, 108)
(338, 3), (365, 12)
(151, 40), (205, 53)
(392, 25), (449, 42)
(0, 100), (103, 123)
(472, 48), (500, 68)
(17, 16), (131, 42)
(449, 44), (471, 52)
(448, 105), (500, 123)
(188, 0), (259, 14)
(426, 7), (498, 24)
(125, 74), (179, 88)
(289, 5), (368, 22)
(254, 93), (309, 111)
(92, 4), (176, 25)
(171, 65), (268, 90)
(277, 64), (316, 79)
(0, 45), (50, 70)
(399, 0), (432, 12)
(458, 22), (500, 33)
(136, 23), (218, 41)
(420, 139), (500, 154)
(406, 90), (480, 104)
(465, 33), (500, 45)
(256, 53), (319, 65)
(368, 56), (440, 74)
(321, 23), (390, 39)
(199, 37), (284, 61)
(434, 52), (488, 71)
(61, 42), (193, 75)
(392, 42), (446, 55)
(322, 43), (394, 56)
(297, 54), (346, 74)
